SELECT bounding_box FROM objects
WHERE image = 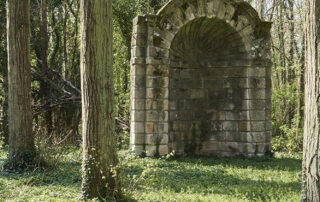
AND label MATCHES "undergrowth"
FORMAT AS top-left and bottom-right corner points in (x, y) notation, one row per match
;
(0, 147), (302, 201)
